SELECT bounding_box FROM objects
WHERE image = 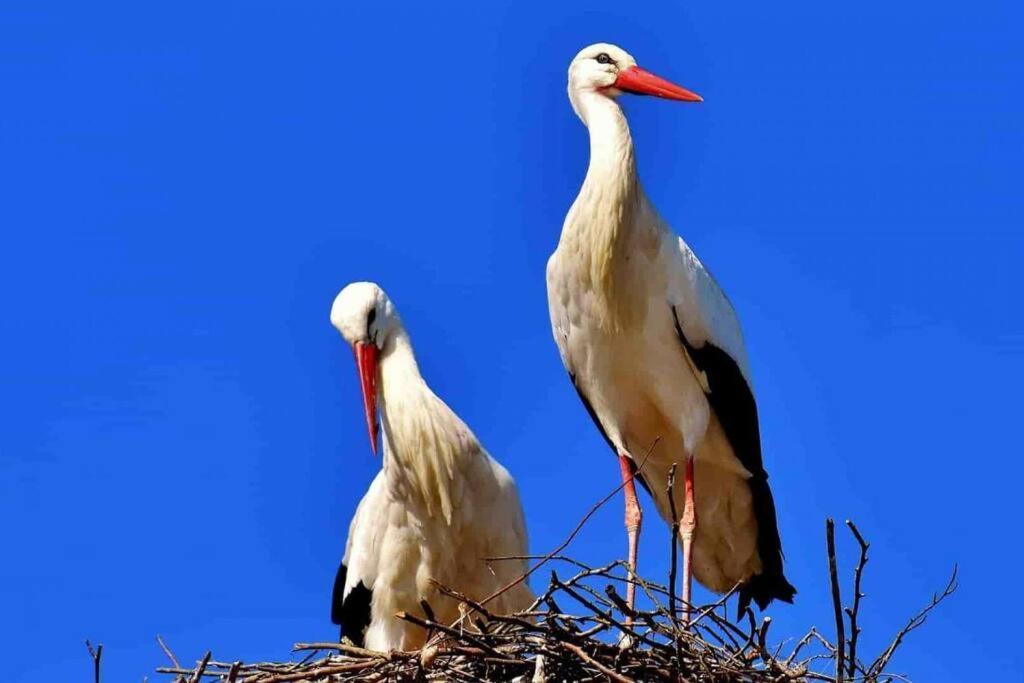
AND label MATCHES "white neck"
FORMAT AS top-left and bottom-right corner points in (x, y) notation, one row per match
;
(375, 329), (463, 523)
(577, 91), (636, 192)
(561, 92), (654, 327)
(378, 328), (424, 422)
